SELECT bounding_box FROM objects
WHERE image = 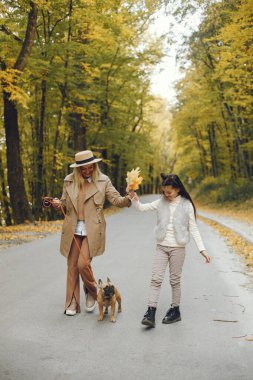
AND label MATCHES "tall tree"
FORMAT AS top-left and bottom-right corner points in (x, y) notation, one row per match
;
(169, 0), (253, 185)
(0, 0), (167, 224)
(1, 1), (38, 223)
